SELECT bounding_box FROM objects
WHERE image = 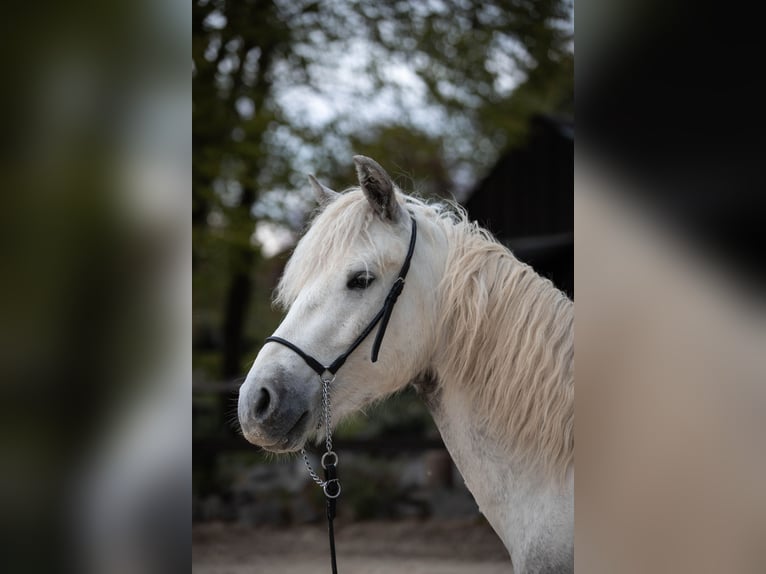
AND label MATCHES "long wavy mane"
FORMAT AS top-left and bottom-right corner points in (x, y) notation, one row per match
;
(433, 207), (574, 483)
